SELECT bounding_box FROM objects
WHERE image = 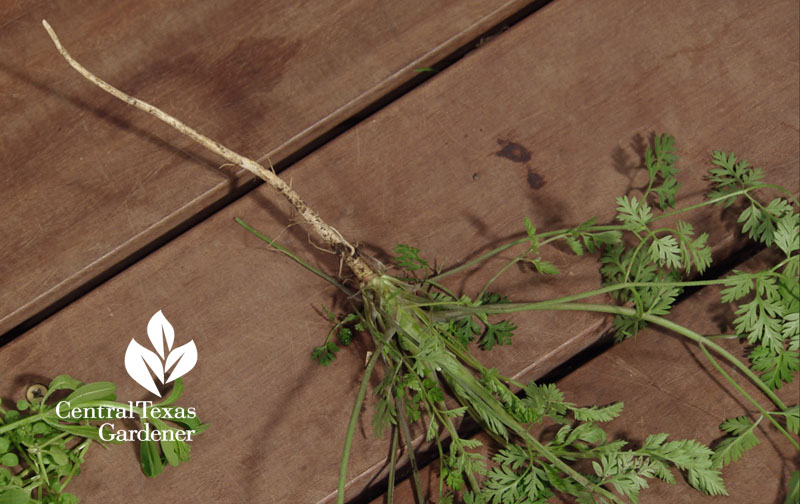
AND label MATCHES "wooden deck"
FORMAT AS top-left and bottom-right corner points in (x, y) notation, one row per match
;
(1, 0), (797, 502)
(1, 0), (536, 335)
